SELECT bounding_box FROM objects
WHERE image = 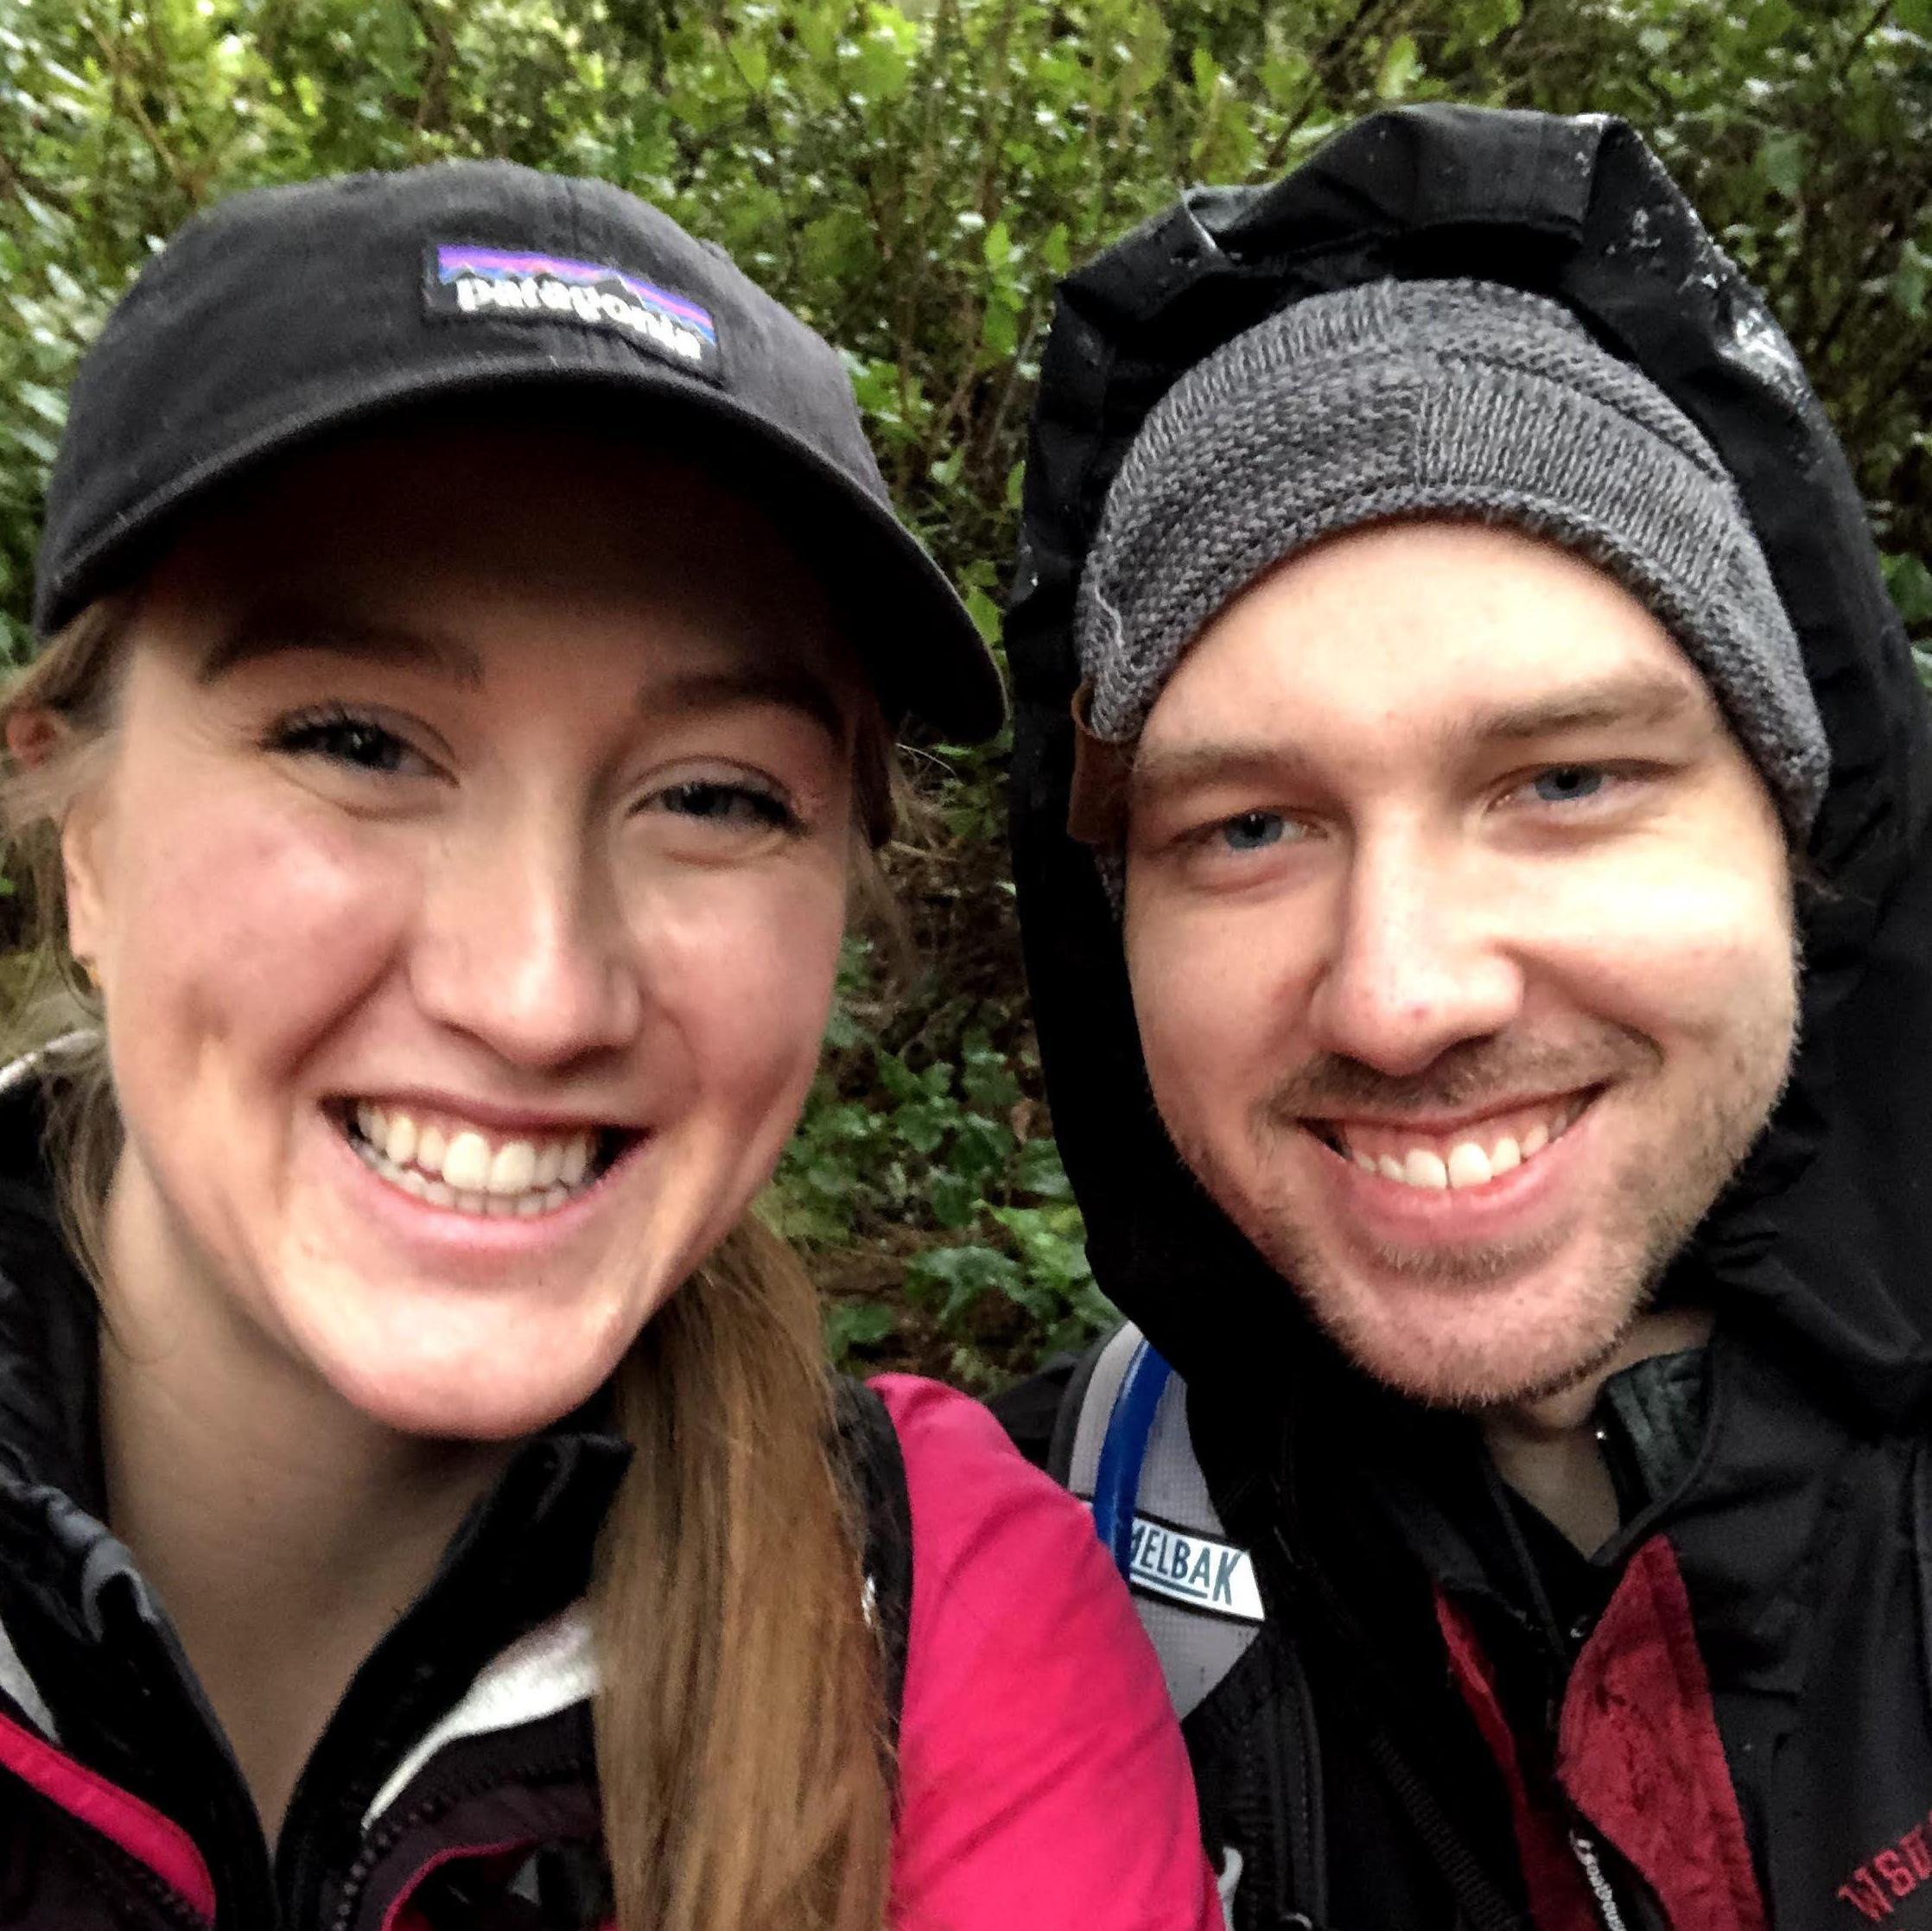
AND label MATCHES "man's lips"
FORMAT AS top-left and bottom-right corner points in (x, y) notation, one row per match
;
(1304, 1089), (1597, 1191)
